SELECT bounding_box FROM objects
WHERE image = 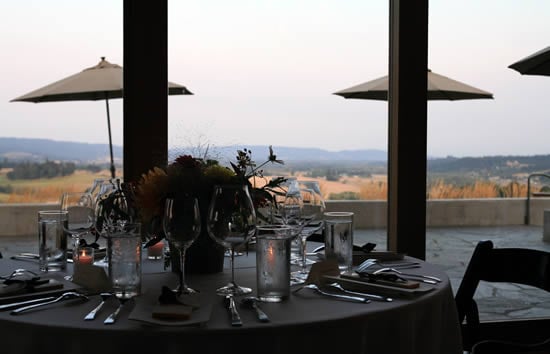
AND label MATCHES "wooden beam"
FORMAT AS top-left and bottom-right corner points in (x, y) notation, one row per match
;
(123, 1), (168, 183)
(387, 0), (429, 259)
